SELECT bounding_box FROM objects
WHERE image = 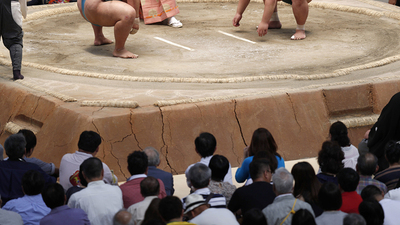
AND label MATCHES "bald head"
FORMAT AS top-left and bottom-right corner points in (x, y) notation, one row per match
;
(357, 153), (378, 176)
(143, 147), (160, 167)
(113, 210), (135, 225)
